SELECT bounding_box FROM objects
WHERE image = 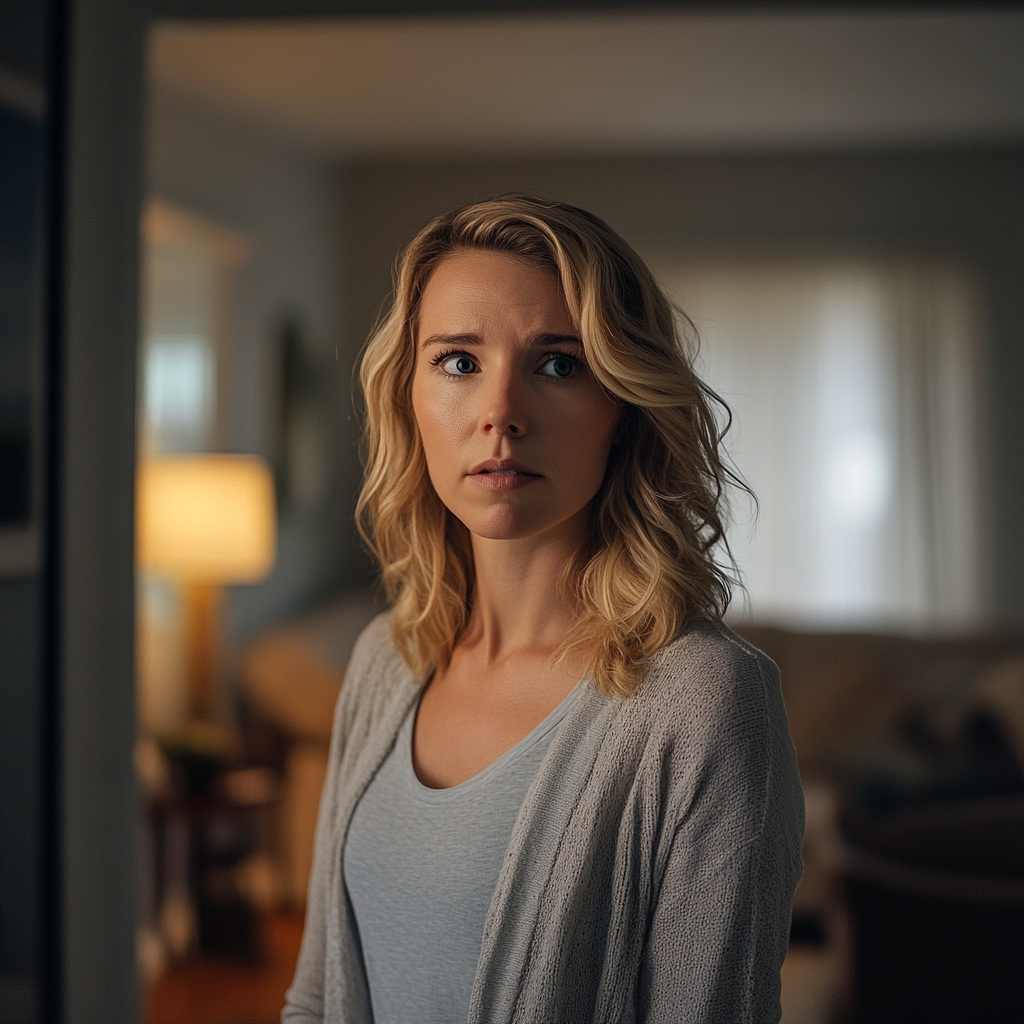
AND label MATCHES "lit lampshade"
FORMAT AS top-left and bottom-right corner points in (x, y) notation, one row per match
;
(137, 455), (276, 583)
